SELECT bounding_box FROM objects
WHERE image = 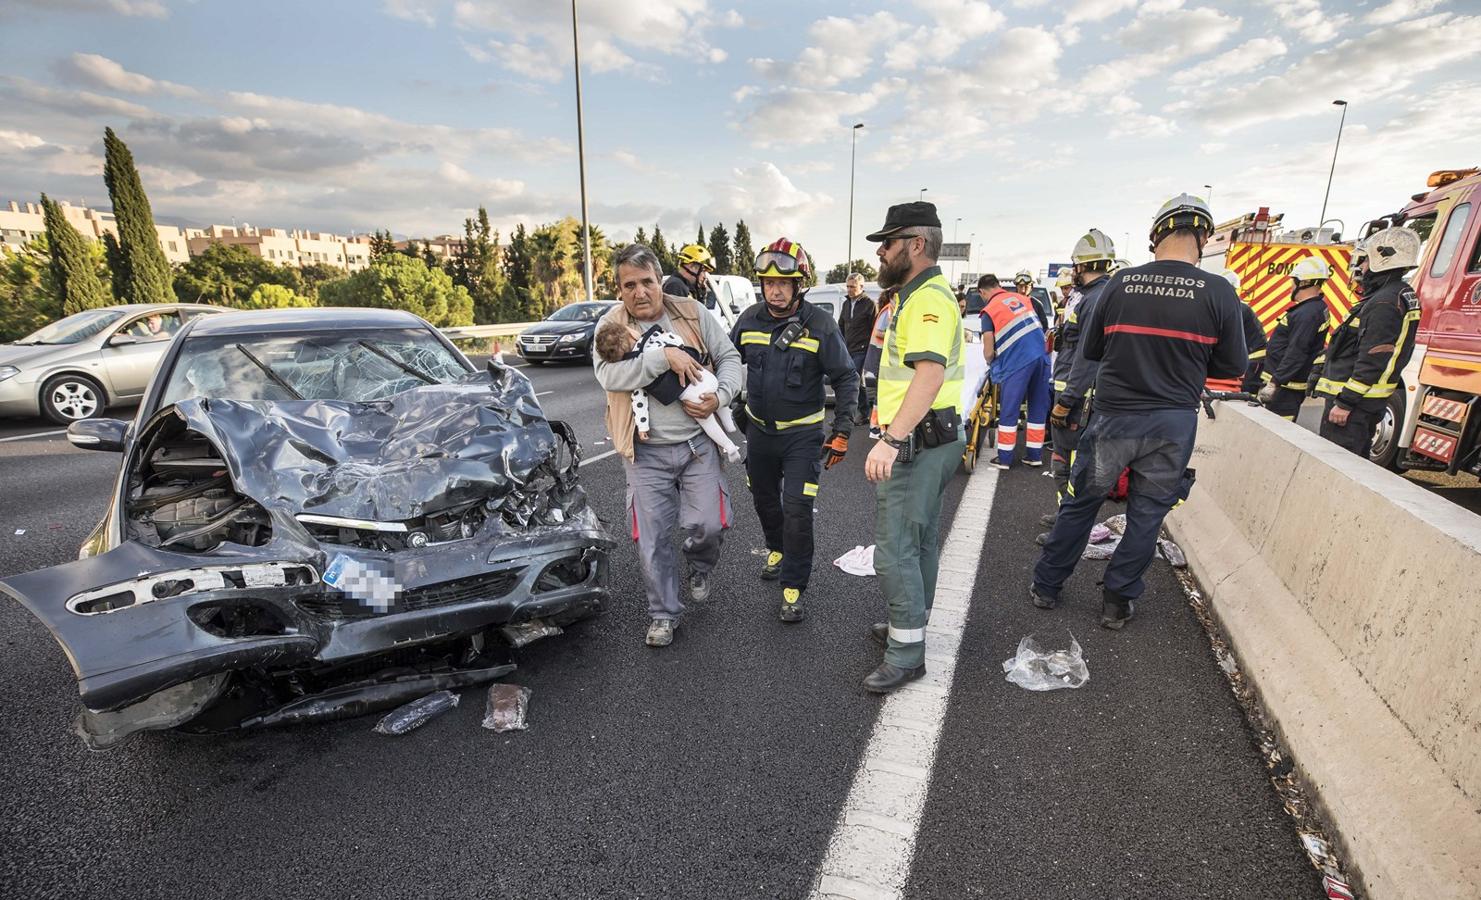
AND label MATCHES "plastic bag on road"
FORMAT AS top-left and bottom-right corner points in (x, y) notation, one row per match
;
(500, 620), (562, 648)
(1089, 523), (1113, 544)
(833, 545), (876, 577)
(1103, 513), (1127, 535)
(1002, 633), (1090, 691)
(1157, 538), (1187, 568)
(481, 683), (531, 732)
(372, 690), (459, 736)
(1082, 537), (1121, 560)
